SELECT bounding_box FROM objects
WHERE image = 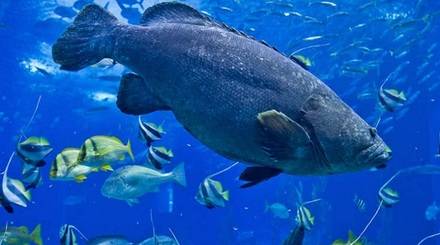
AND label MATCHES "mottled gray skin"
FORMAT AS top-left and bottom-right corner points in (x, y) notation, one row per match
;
(53, 3), (391, 175)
